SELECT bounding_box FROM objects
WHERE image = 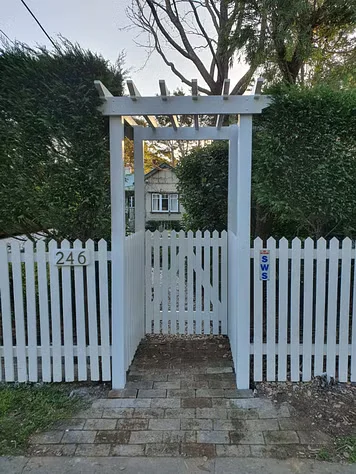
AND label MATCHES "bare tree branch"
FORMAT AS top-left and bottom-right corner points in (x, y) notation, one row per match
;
(150, 23), (212, 94)
(160, 0), (215, 89)
(187, 0), (221, 77)
(230, 64), (256, 94)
